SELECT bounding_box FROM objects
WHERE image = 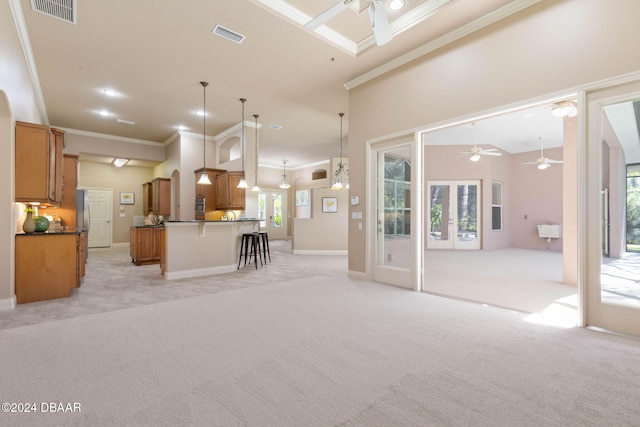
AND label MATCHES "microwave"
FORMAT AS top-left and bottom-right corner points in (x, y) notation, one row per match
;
(195, 198), (205, 215)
